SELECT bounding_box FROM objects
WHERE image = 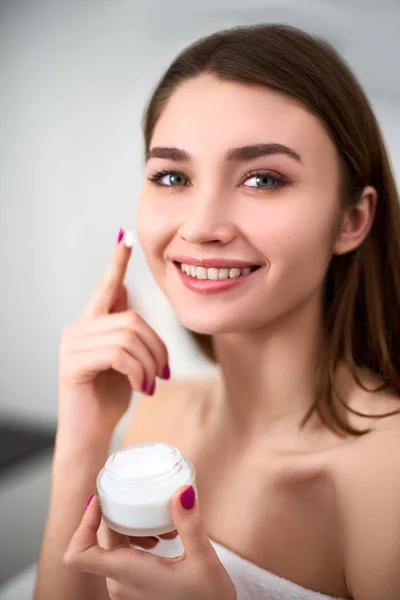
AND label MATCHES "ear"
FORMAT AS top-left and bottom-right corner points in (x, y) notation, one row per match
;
(333, 185), (378, 256)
